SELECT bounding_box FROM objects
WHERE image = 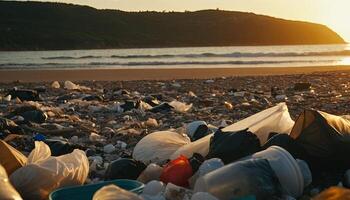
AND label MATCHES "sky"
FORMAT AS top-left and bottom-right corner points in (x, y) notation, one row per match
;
(27, 0), (350, 42)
